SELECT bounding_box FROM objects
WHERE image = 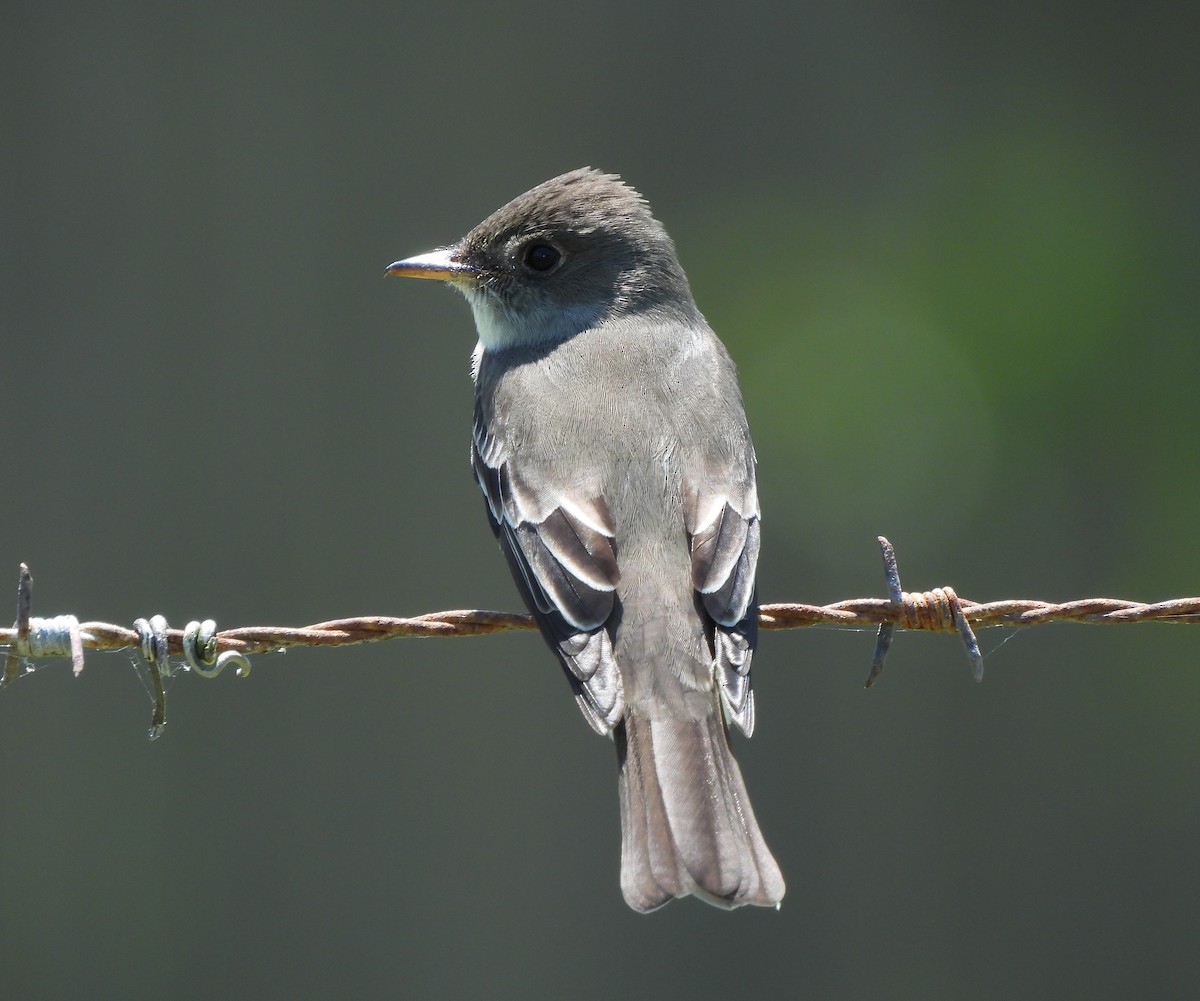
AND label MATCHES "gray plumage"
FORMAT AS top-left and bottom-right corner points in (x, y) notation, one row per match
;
(388, 168), (785, 911)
